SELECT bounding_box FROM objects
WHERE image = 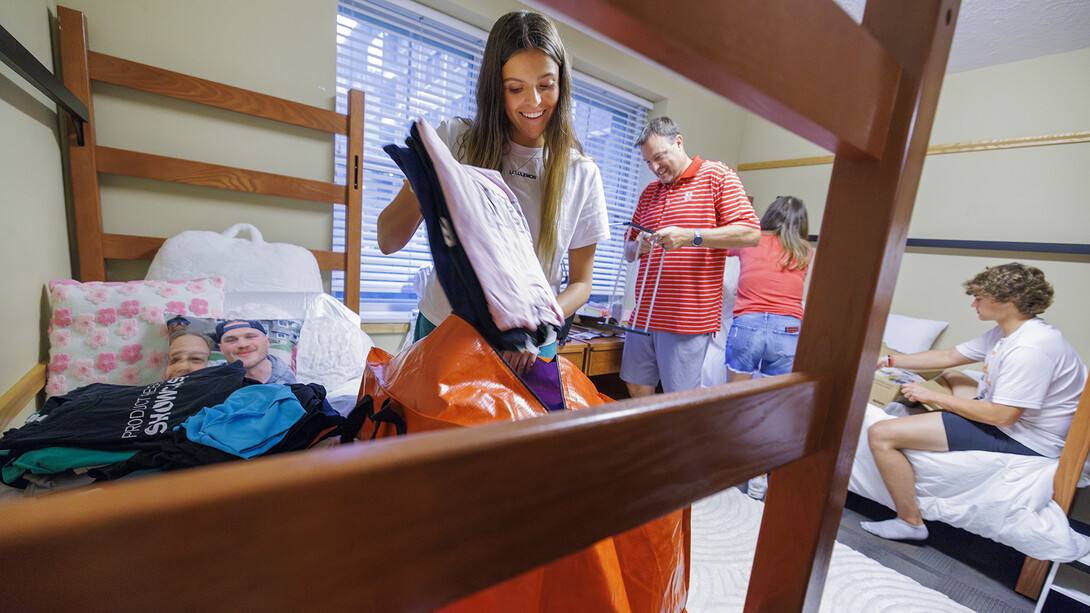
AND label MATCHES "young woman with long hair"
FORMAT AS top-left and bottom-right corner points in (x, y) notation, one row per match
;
(377, 10), (609, 374)
(724, 195), (811, 499)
